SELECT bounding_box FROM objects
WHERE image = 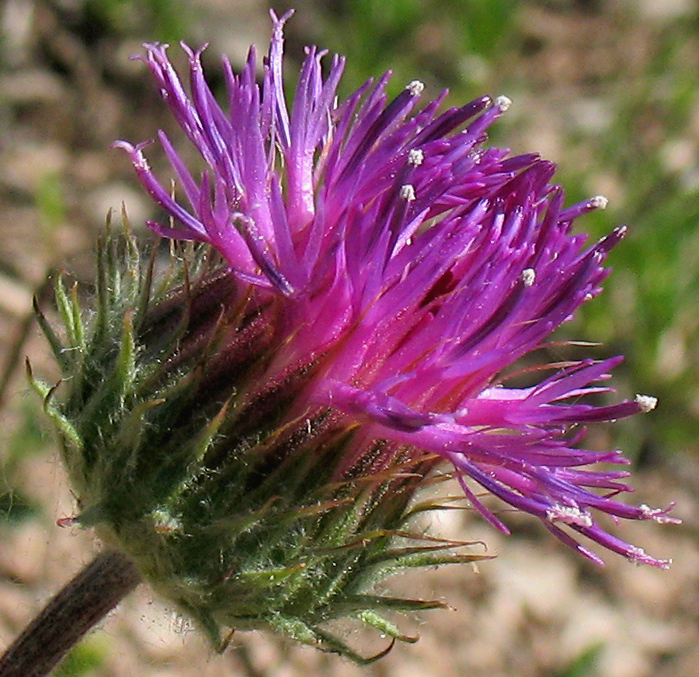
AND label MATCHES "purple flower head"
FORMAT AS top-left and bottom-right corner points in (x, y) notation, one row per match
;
(115, 9), (678, 568)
